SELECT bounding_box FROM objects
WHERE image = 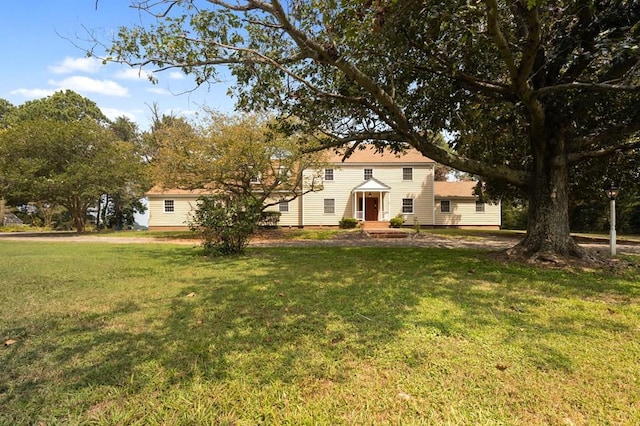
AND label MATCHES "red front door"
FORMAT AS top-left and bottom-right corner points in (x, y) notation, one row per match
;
(365, 196), (379, 221)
